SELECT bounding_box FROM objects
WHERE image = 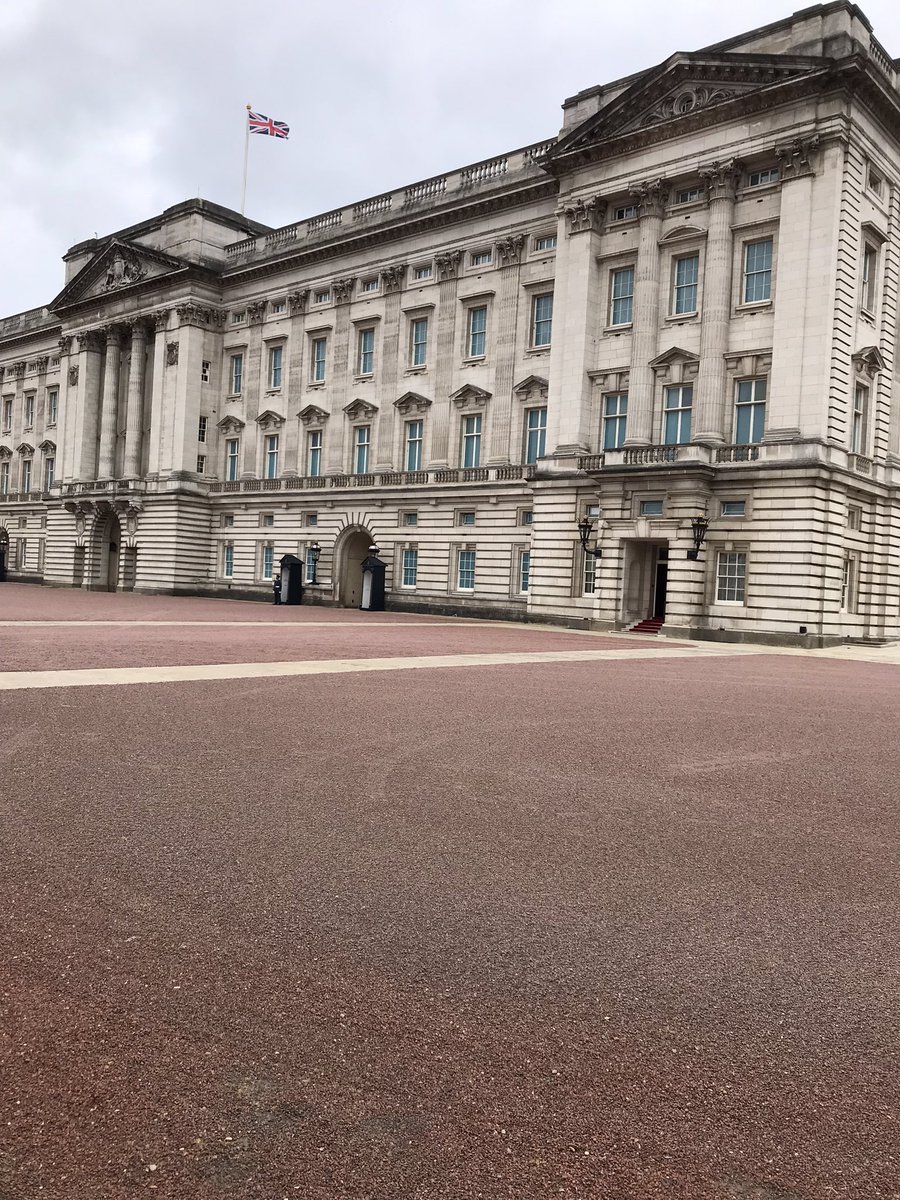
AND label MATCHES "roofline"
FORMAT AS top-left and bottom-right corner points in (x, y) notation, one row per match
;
(64, 198), (270, 261)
